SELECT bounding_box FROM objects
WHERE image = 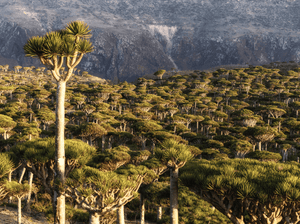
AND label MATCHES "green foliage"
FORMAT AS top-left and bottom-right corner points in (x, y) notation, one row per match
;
(201, 148), (221, 160)
(154, 70), (166, 77)
(65, 139), (96, 165)
(142, 181), (169, 205)
(230, 139), (252, 152)
(141, 157), (166, 171)
(4, 181), (30, 198)
(246, 150), (282, 162)
(65, 205), (89, 223)
(30, 193), (53, 220)
(37, 107), (55, 122)
(155, 139), (193, 168)
(0, 114), (16, 129)
(80, 122), (107, 138)
(11, 138), (96, 165)
(135, 181), (232, 224)
(206, 139), (224, 148)
(133, 120), (163, 134)
(68, 166), (129, 190)
(148, 130), (186, 144)
(67, 164), (155, 206)
(24, 21), (93, 59)
(88, 146), (131, 170)
(178, 185), (231, 224)
(0, 153), (14, 178)
(181, 158), (300, 206)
